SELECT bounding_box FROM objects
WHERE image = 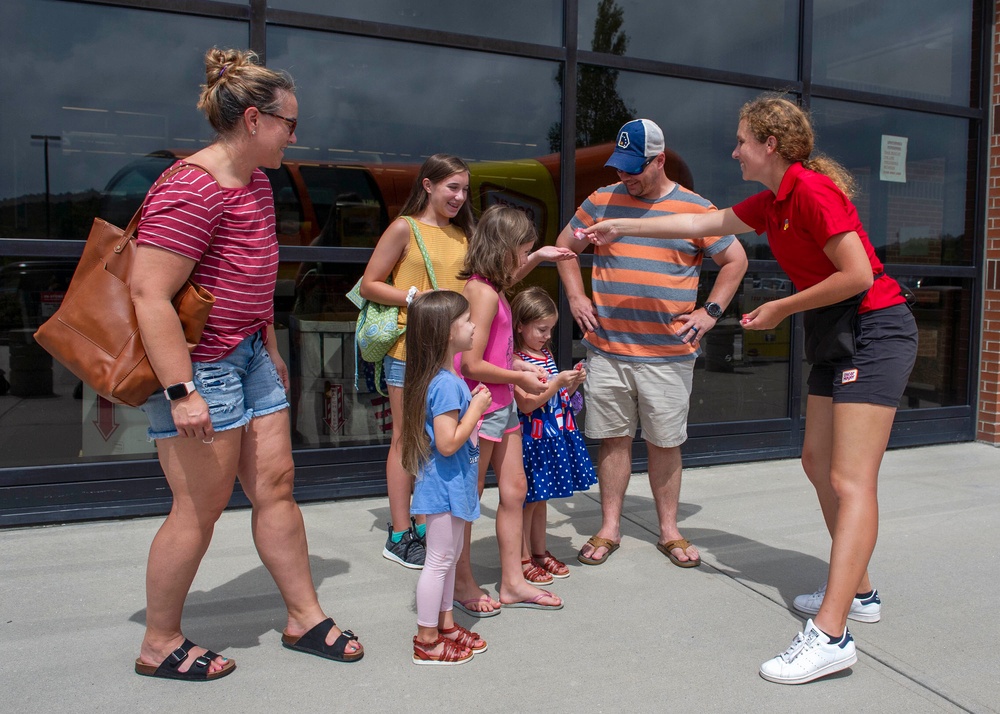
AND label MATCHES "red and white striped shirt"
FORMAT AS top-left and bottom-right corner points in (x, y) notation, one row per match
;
(137, 163), (278, 361)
